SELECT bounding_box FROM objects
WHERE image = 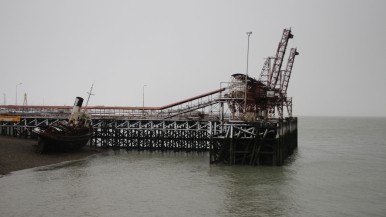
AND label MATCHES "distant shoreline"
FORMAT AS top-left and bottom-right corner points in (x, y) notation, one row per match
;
(0, 136), (101, 175)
